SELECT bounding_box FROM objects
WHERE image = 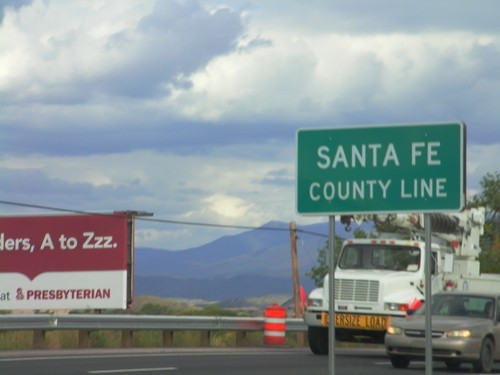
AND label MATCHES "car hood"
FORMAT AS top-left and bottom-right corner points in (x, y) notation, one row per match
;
(394, 315), (489, 331)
